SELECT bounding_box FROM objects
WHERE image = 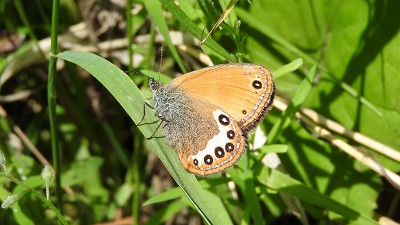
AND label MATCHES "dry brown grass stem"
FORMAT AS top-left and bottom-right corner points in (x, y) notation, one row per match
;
(273, 96), (400, 187)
